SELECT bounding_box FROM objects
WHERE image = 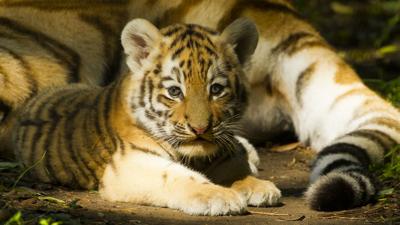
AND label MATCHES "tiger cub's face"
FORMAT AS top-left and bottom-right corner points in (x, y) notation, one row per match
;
(121, 18), (258, 157)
